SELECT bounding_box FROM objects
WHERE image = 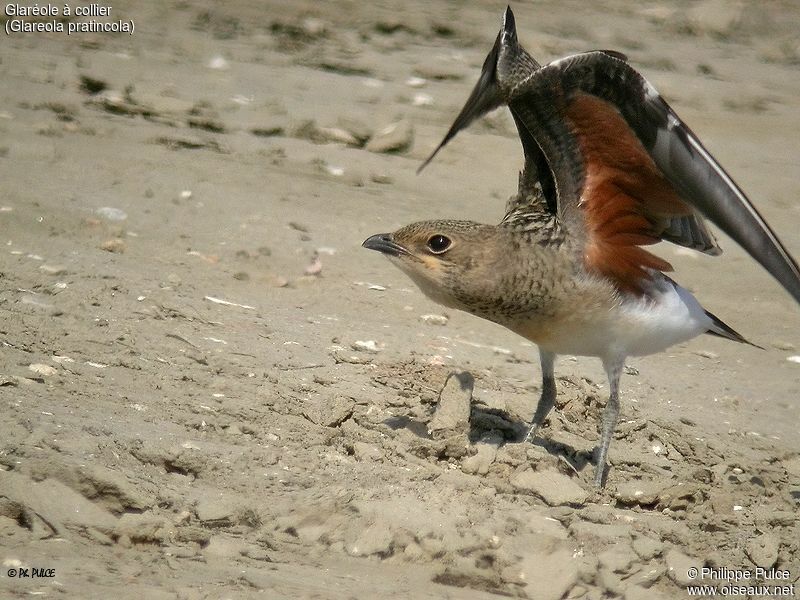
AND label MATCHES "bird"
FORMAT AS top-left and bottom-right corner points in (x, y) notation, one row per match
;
(362, 6), (800, 487)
